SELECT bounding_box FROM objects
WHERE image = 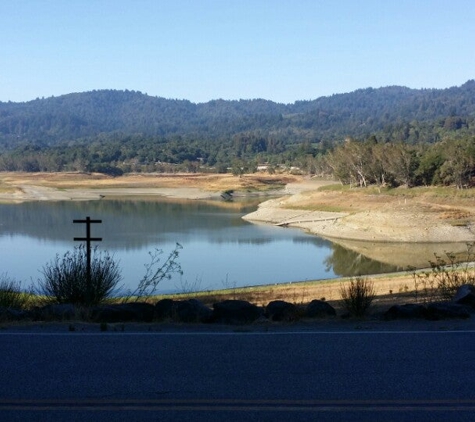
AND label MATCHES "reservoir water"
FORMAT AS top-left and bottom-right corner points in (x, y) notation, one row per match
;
(0, 198), (399, 294)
